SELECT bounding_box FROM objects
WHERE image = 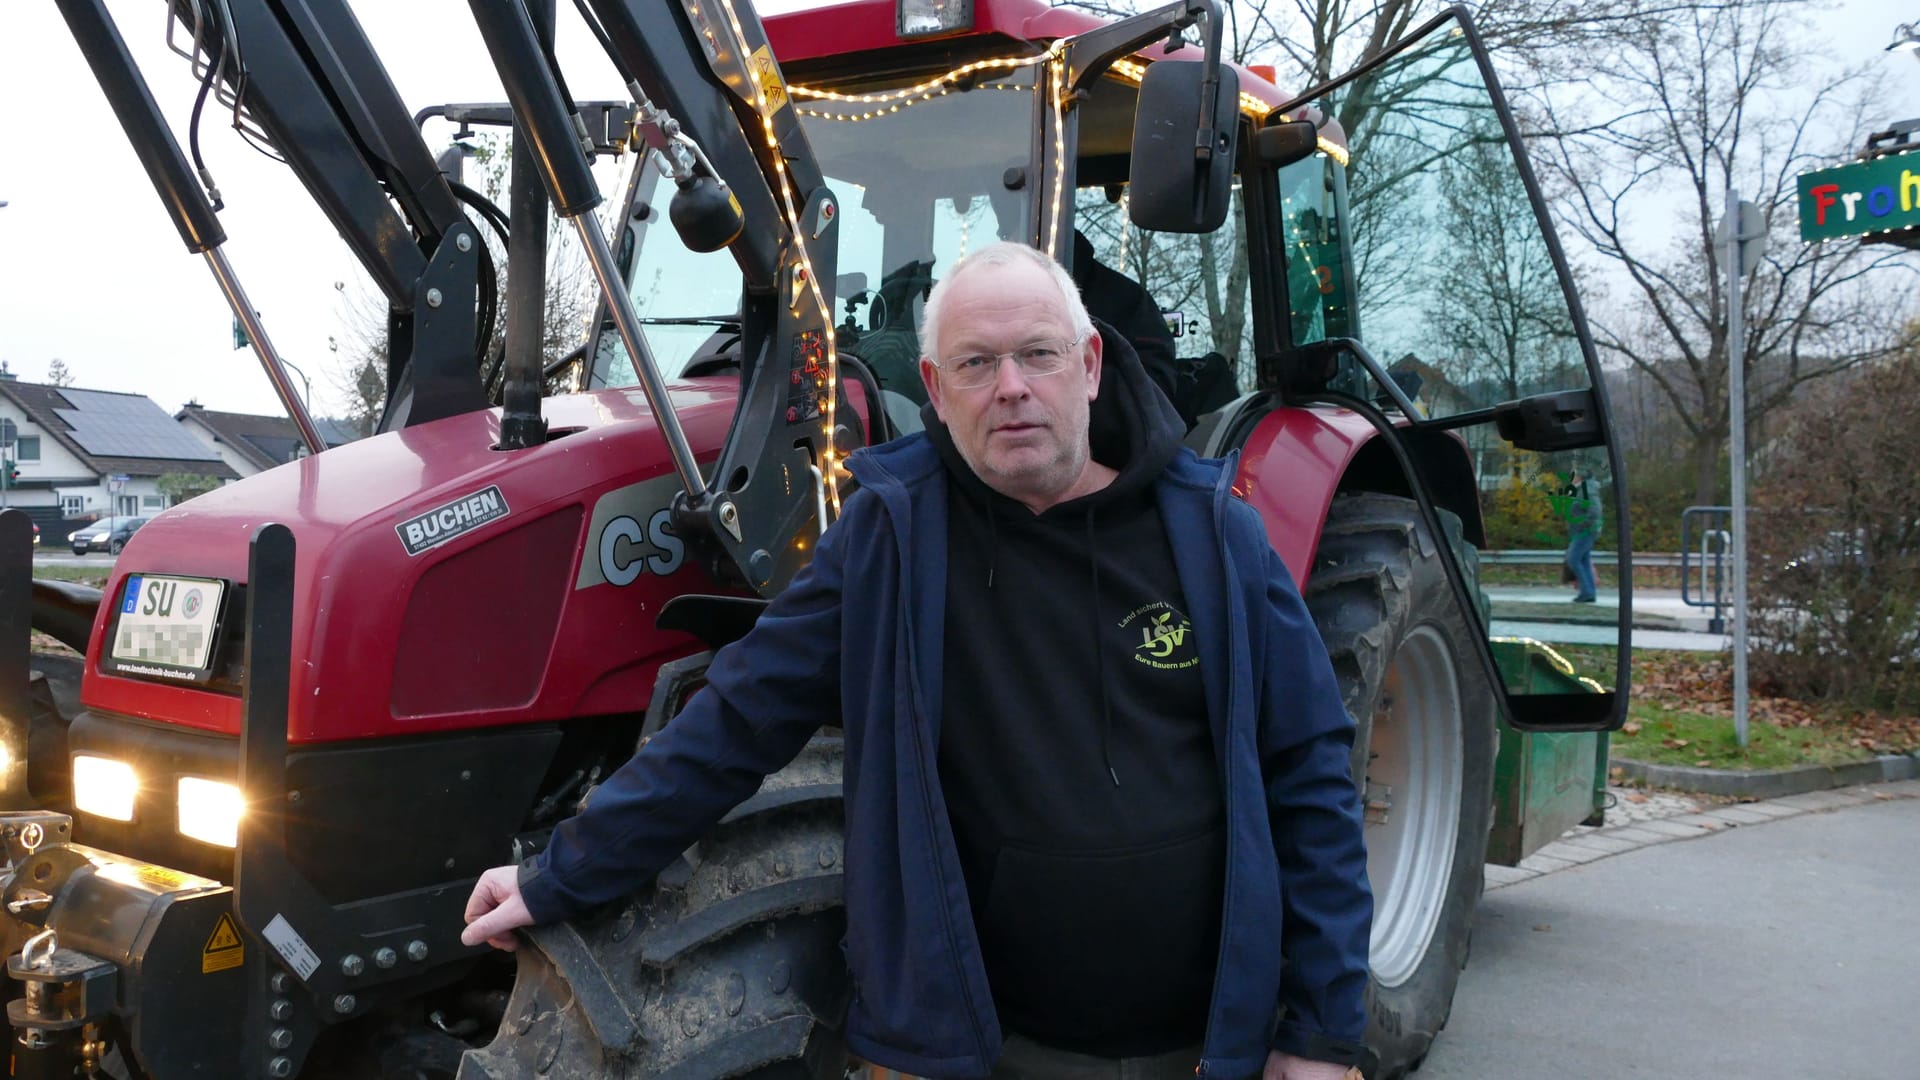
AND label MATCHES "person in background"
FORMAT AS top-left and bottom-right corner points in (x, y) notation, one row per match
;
(1564, 466), (1602, 603)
